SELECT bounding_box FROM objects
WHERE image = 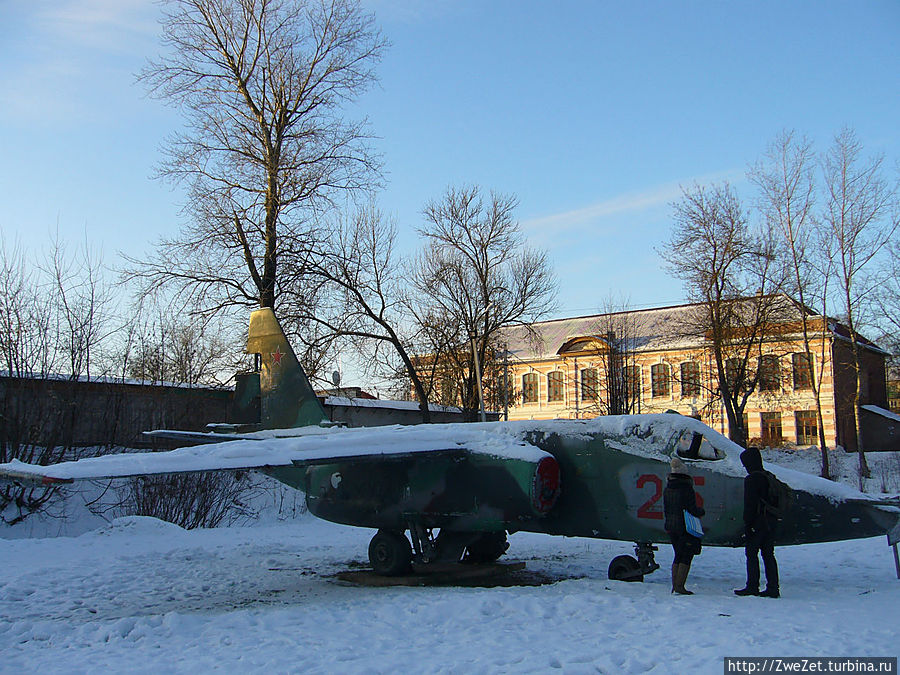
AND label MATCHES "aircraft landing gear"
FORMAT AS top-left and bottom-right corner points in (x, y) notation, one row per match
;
(368, 526), (512, 576)
(368, 529), (413, 576)
(608, 542), (660, 582)
(463, 532), (509, 563)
